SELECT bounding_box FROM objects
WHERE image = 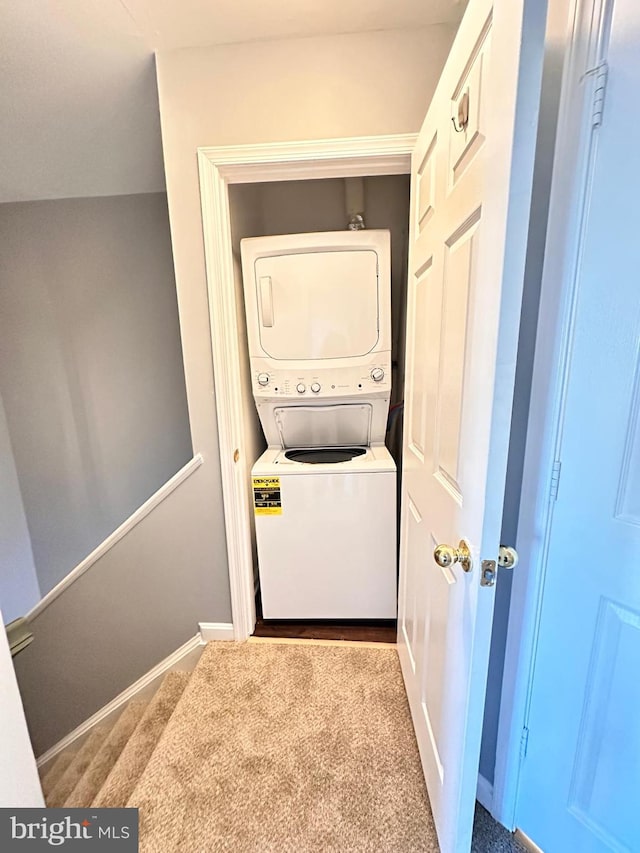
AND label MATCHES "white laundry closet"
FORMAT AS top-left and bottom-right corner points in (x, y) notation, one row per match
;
(227, 175), (412, 596)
